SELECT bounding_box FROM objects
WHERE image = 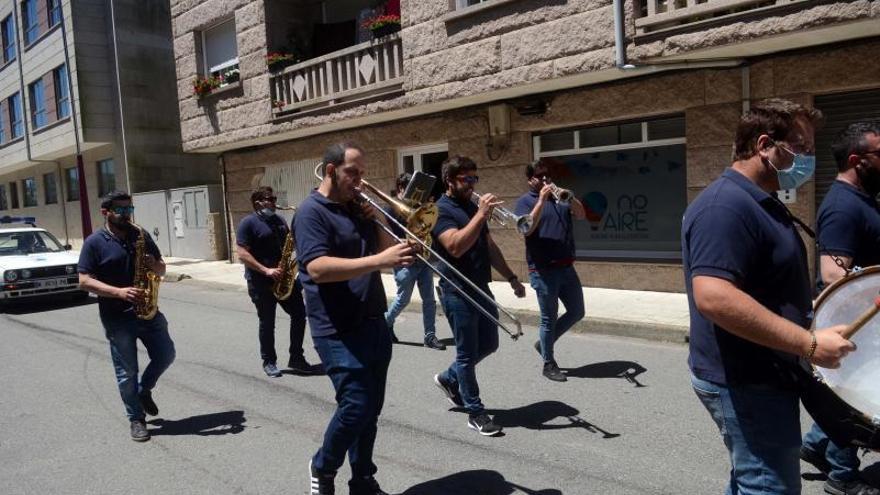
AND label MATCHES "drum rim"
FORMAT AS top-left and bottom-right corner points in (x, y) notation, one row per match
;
(813, 265), (880, 319)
